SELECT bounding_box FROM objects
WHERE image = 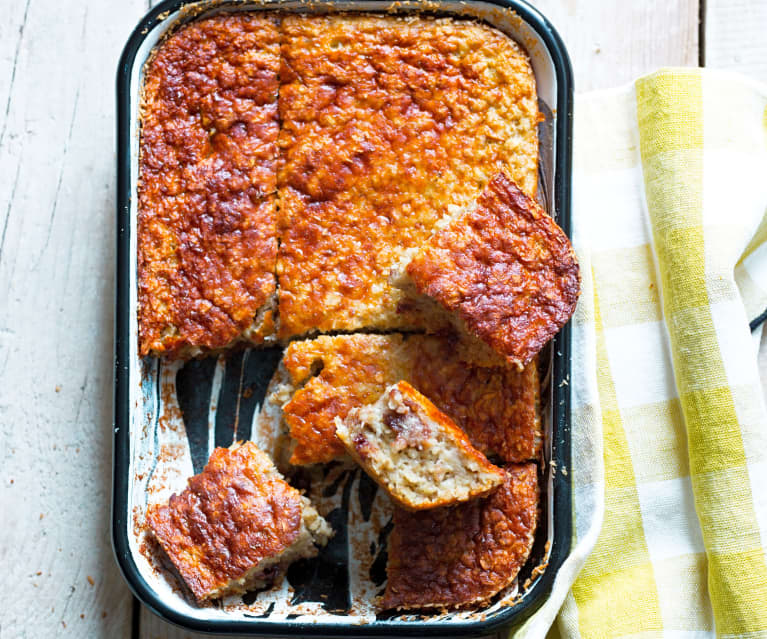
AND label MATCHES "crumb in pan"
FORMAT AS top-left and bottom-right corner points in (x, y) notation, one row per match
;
(403, 172), (580, 368)
(146, 442), (332, 601)
(269, 333), (541, 466)
(335, 380), (505, 510)
(382, 462), (538, 610)
(277, 15), (540, 338)
(138, 14), (280, 358)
